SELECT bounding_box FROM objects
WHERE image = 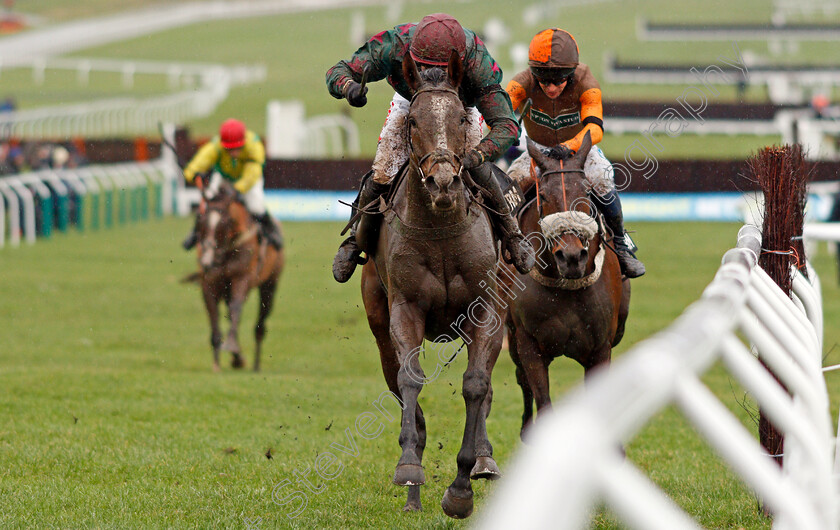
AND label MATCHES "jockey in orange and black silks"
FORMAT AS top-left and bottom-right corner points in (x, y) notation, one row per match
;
(506, 28), (645, 278)
(325, 13), (536, 284)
